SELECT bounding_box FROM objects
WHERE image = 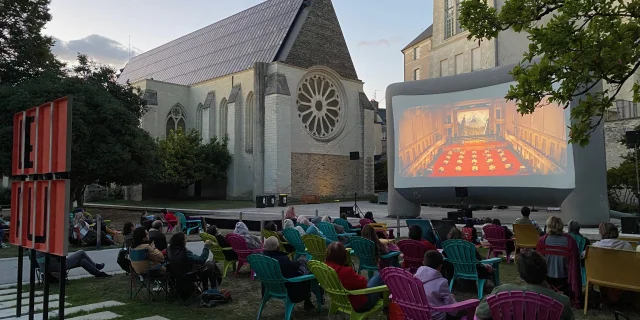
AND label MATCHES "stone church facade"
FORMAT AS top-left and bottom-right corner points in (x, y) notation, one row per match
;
(117, 0), (375, 200)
